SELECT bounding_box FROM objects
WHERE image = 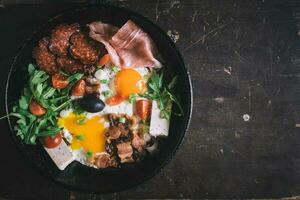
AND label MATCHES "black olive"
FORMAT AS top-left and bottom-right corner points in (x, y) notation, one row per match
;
(78, 94), (105, 113)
